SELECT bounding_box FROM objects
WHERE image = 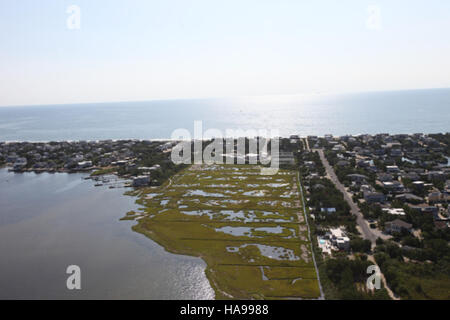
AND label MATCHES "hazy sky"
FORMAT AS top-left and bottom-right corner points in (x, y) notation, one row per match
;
(1, 0), (449, 106)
